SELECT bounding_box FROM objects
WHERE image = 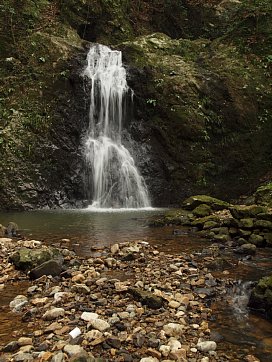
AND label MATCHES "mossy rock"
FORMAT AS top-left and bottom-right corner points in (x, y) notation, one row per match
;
(249, 275), (272, 319)
(191, 215), (220, 229)
(192, 204), (212, 217)
(182, 195), (230, 211)
(240, 218), (254, 229)
(203, 220), (219, 230)
(254, 183), (272, 207)
(254, 220), (272, 230)
(263, 233), (272, 246)
(256, 212), (272, 222)
(230, 205), (268, 219)
(248, 234), (265, 247)
(9, 247), (62, 271)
